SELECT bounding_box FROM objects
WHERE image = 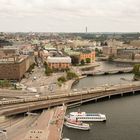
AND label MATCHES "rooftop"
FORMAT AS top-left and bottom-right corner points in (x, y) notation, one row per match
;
(47, 56), (71, 63)
(0, 55), (28, 64)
